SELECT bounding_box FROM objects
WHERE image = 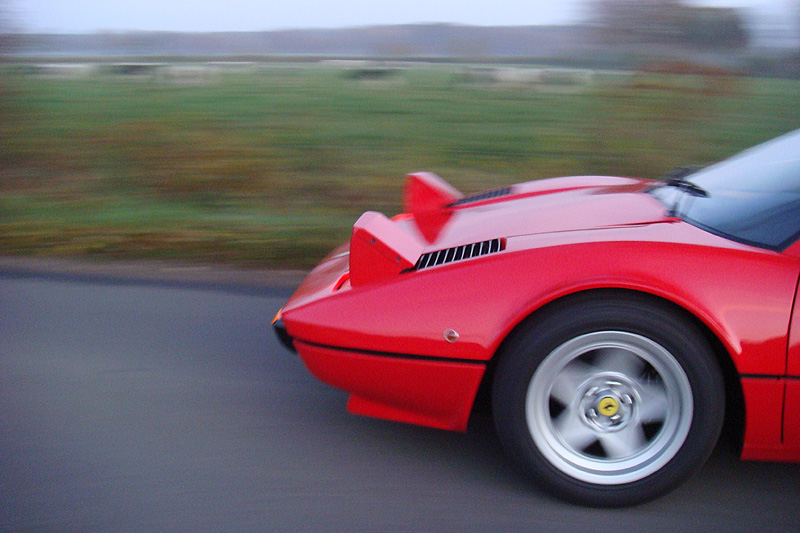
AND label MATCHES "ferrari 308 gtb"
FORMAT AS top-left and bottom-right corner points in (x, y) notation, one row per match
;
(273, 129), (800, 506)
